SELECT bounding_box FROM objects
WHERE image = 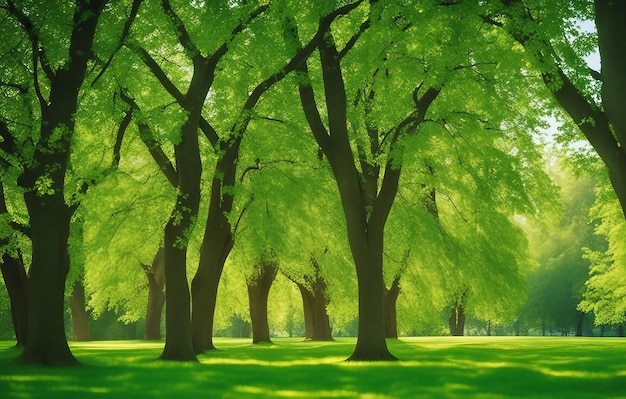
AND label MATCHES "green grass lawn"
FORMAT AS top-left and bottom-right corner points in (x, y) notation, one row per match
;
(0, 337), (624, 398)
